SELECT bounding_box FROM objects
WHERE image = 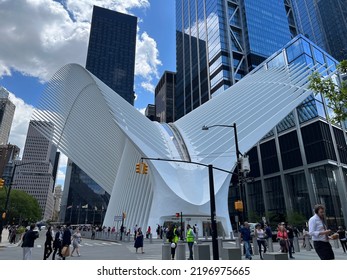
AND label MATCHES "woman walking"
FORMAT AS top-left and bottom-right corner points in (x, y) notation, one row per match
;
(134, 227), (144, 254)
(255, 223), (267, 259)
(277, 223), (294, 259)
(43, 226), (53, 260)
(70, 227), (82, 257)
